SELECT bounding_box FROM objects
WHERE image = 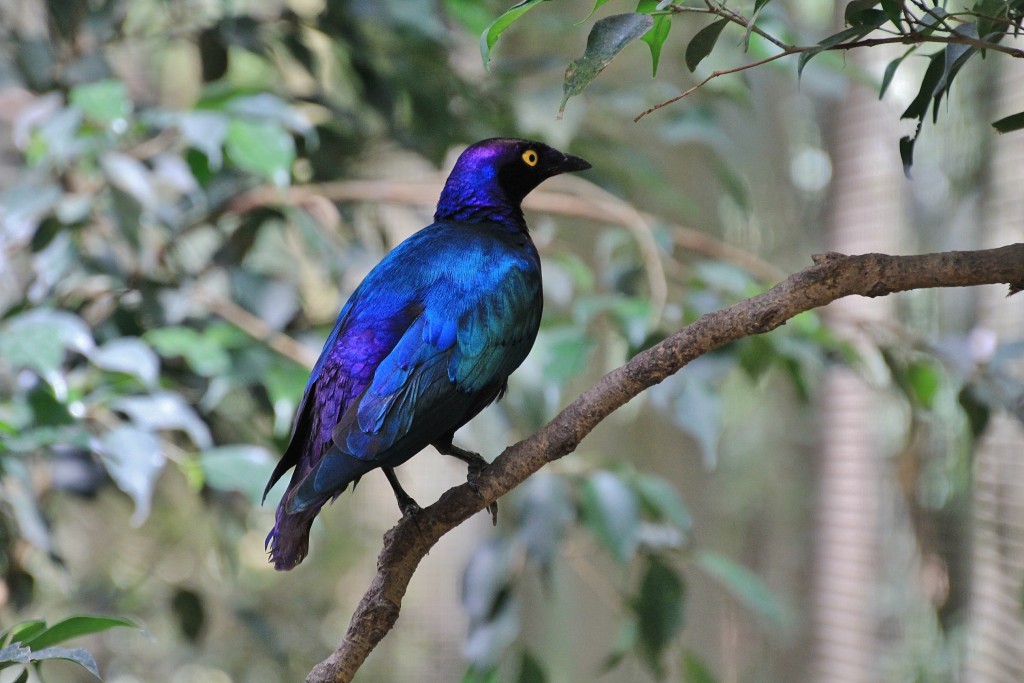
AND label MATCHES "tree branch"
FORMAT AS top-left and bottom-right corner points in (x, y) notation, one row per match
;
(306, 244), (1024, 683)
